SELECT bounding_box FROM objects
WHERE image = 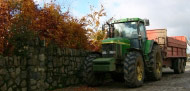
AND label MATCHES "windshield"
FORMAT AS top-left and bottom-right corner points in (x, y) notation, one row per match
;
(113, 22), (138, 38)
